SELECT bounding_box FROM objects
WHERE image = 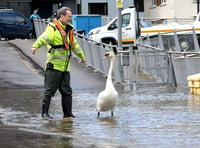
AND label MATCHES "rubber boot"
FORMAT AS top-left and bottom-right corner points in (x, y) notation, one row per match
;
(62, 95), (75, 118)
(41, 96), (52, 118)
